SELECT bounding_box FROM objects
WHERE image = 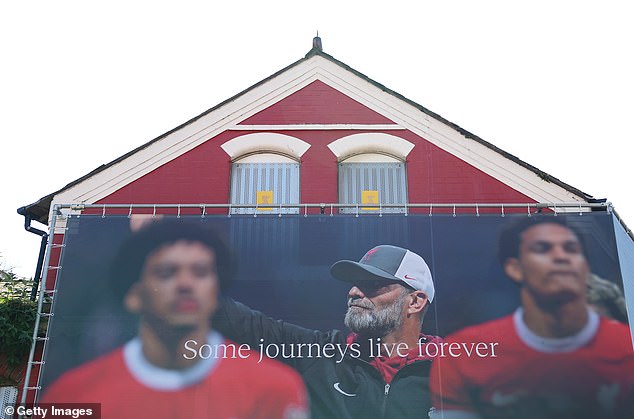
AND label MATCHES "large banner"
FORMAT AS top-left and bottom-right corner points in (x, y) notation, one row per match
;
(35, 213), (633, 418)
